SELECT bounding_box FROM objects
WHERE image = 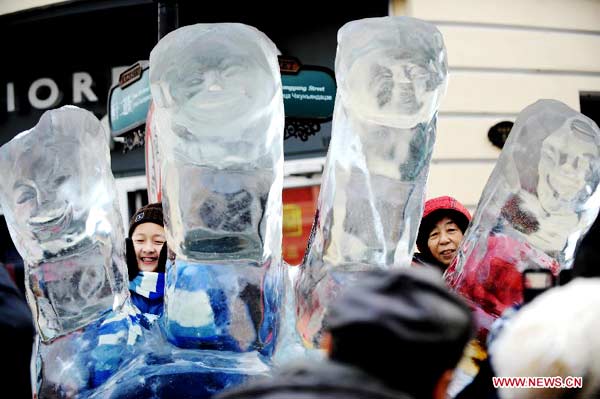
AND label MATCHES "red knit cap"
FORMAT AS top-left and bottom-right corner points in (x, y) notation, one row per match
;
(422, 196), (471, 221)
